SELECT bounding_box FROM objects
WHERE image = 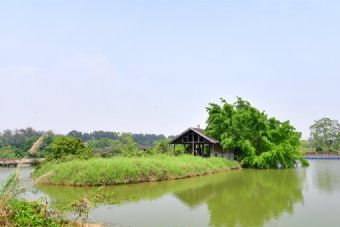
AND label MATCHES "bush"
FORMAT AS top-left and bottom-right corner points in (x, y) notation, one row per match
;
(0, 146), (17, 158)
(9, 200), (63, 227)
(0, 174), (64, 227)
(47, 136), (93, 161)
(148, 140), (186, 156)
(111, 134), (139, 156)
